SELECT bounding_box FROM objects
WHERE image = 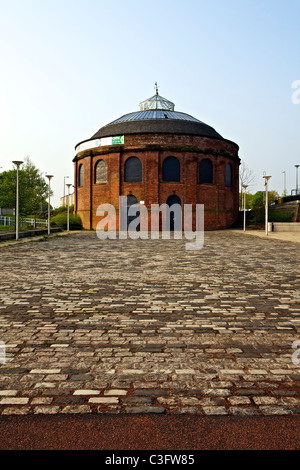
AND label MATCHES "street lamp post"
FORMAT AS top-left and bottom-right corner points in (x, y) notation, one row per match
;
(283, 171), (286, 196)
(46, 175), (54, 235)
(66, 183), (72, 232)
(242, 184), (248, 231)
(64, 176), (69, 202)
(263, 173), (272, 236)
(295, 165), (300, 195)
(12, 161), (23, 240)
